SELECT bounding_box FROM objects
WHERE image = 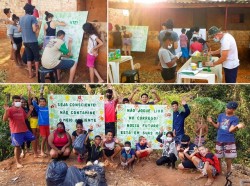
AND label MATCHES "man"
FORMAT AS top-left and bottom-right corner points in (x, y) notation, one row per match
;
(129, 88), (160, 105)
(207, 101), (244, 175)
(104, 87), (118, 136)
(171, 100), (190, 144)
(41, 30), (77, 83)
(19, 3), (40, 78)
(3, 95), (35, 168)
(205, 26), (239, 83)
